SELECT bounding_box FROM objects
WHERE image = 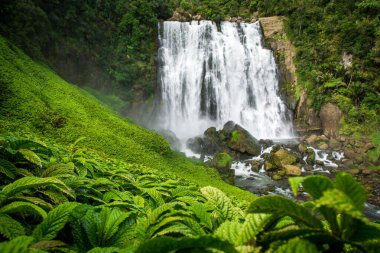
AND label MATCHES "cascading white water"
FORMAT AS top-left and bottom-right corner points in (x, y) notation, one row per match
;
(157, 20), (294, 144)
